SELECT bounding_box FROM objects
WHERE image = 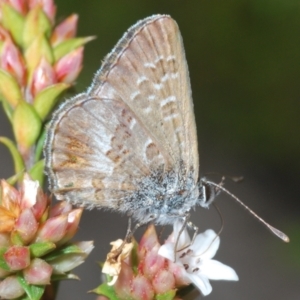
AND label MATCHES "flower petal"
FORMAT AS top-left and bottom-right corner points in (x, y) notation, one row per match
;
(187, 273), (212, 296)
(172, 220), (190, 247)
(200, 259), (239, 281)
(158, 243), (175, 262)
(21, 175), (39, 209)
(192, 229), (219, 260)
(159, 221), (191, 262)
